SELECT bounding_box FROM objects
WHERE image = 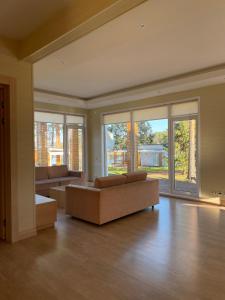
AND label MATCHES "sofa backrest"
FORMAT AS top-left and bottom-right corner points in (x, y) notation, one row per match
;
(48, 165), (68, 178)
(94, 172), (147, 188)
(35, 167), (48, 180)
(94, 175), (126, 188)
(123, 171), (147, 183)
